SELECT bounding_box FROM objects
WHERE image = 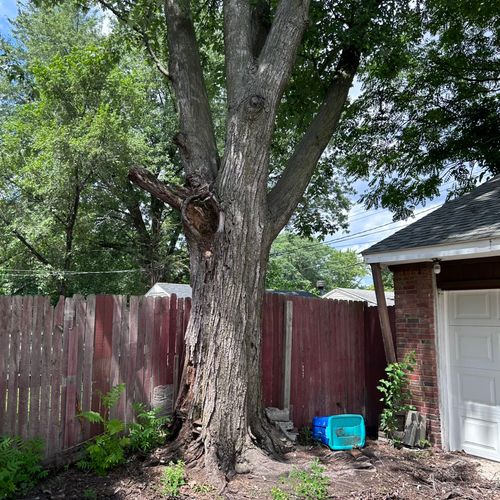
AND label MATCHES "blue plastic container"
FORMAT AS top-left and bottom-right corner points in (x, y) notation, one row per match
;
(312, 414), (365, 450)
